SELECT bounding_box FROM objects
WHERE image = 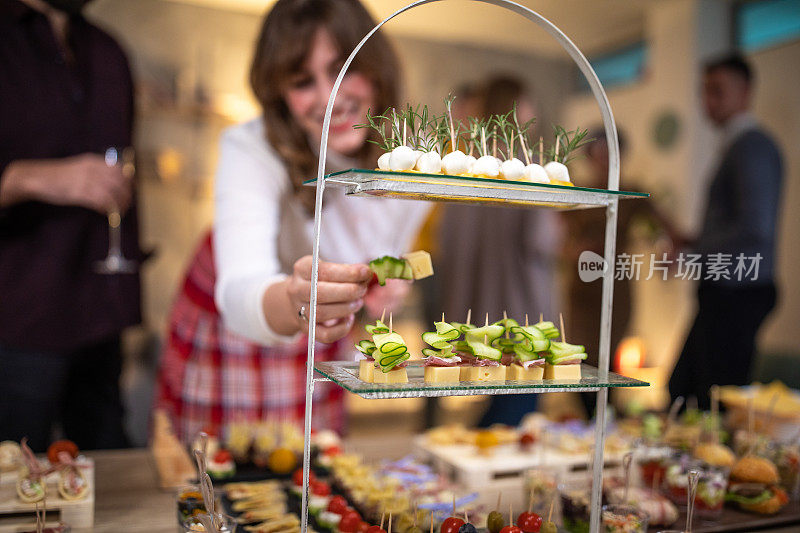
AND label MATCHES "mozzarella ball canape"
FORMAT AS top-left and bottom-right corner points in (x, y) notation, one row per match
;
(388, 145), (418, 171)
(442, 150), (470, 175)
(415, 150), (442, 173)
(471, 155), (501, 178)
(544, 161), (570, 183)
(500, 158), (526, 180)
(523, 163), (549, 183)
(377, 152), (391, 170)
(465, 154), (477, 171)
